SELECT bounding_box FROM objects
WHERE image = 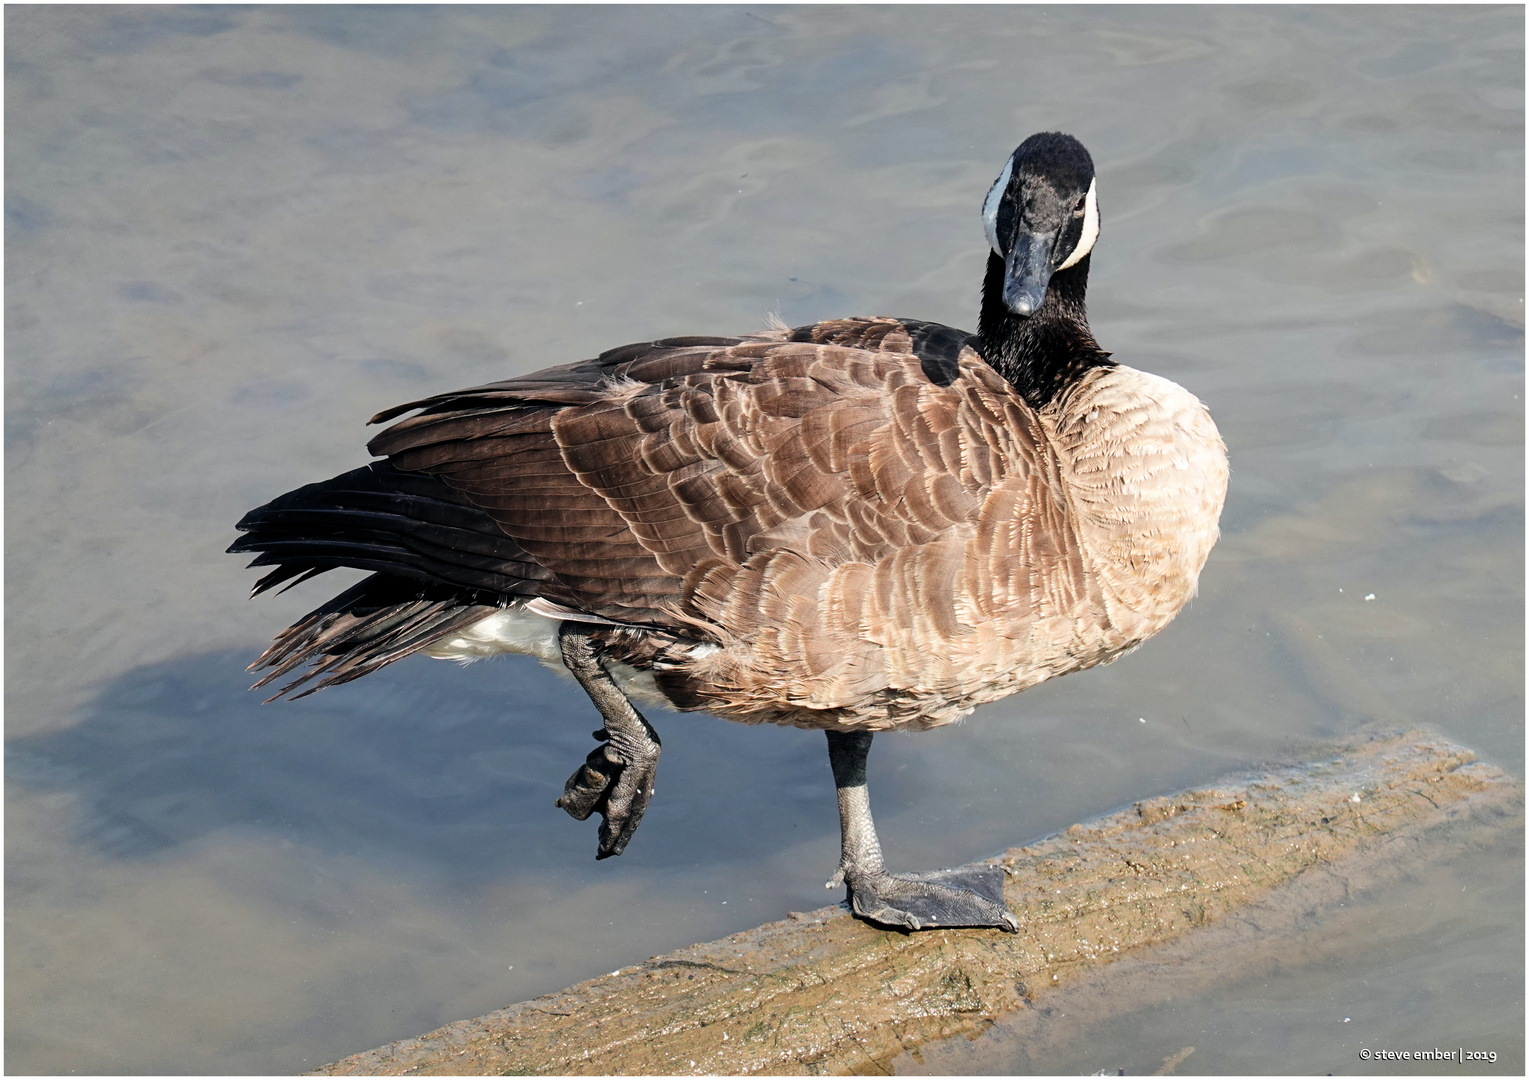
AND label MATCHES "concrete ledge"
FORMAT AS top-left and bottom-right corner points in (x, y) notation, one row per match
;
(315, 730), (1521, 1076)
